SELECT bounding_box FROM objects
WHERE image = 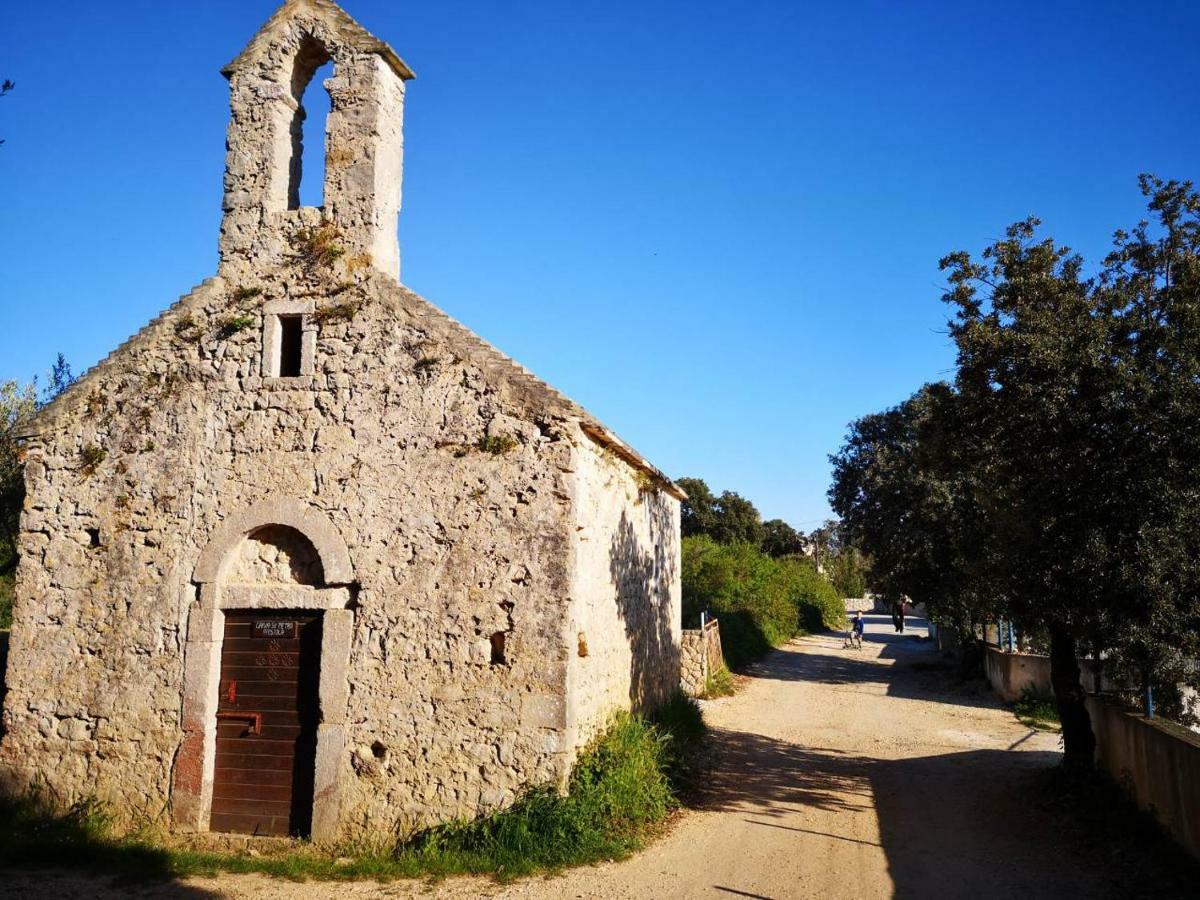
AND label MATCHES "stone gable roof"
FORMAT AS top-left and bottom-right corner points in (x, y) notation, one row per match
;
(20, 275), (685, 500)
(222, 0), (415, 82)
